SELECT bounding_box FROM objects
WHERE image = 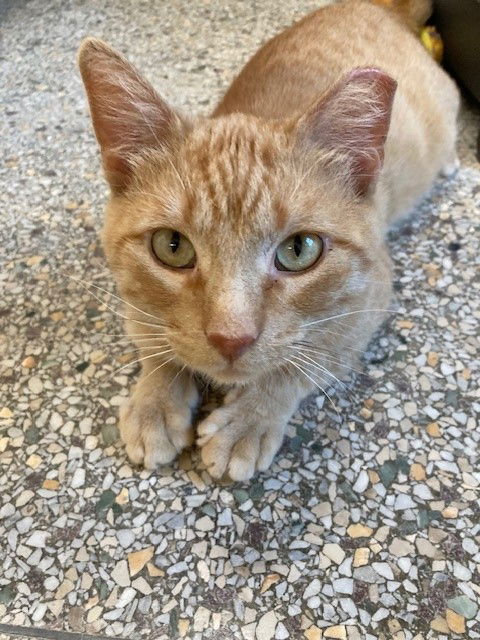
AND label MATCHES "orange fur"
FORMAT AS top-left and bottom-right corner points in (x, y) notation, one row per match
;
(79, 0), (458, 480)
